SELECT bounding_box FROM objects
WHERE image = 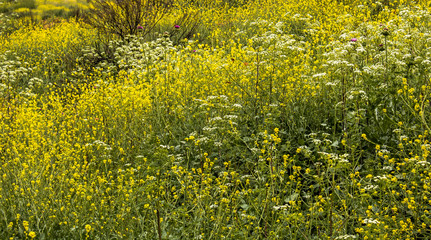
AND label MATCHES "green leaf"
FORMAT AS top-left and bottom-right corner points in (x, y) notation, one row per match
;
(285, 193), (299, 203)
(240, 204), (250, 210)
(331, 140), (339, 147)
